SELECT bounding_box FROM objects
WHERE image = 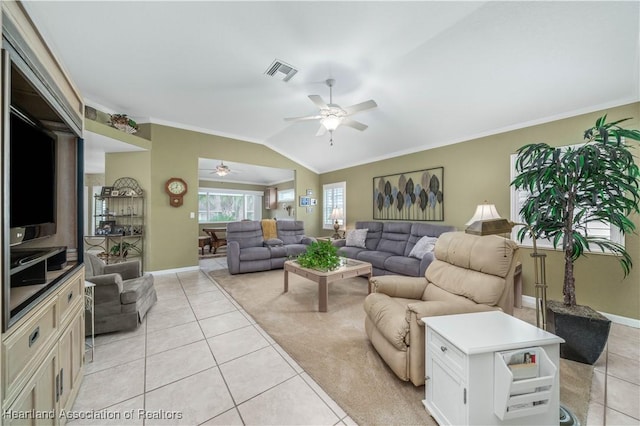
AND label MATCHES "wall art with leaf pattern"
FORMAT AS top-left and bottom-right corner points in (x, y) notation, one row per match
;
(373, 167), (444, 221)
